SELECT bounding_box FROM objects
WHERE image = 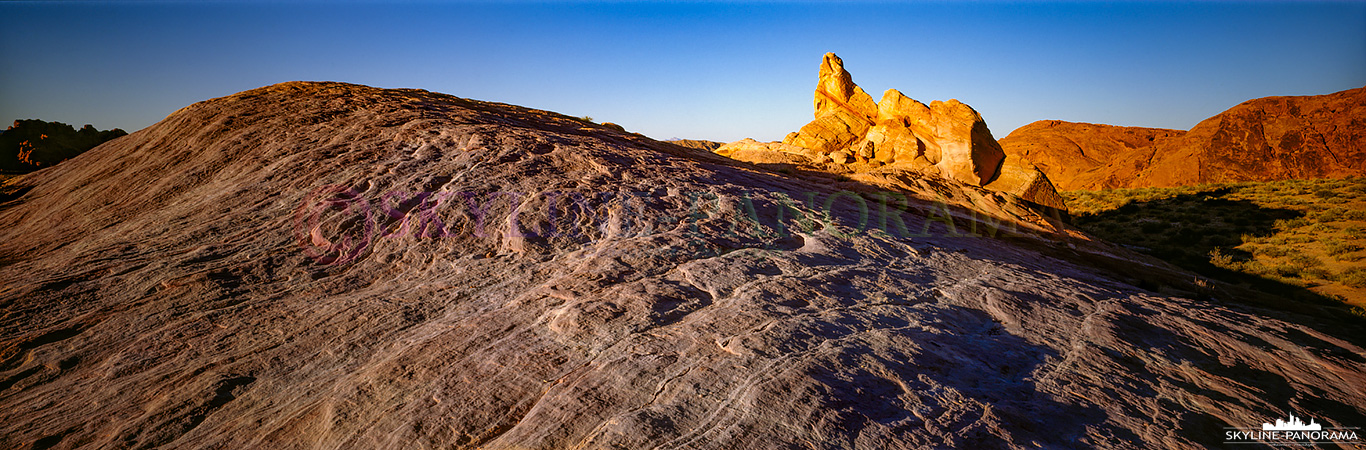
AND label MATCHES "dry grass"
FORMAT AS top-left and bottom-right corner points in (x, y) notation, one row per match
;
(1065, 176), (1366, 307)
